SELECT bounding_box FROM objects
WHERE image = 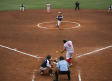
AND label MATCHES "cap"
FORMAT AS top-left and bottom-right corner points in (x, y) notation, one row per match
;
(58, 12), (61, 14)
